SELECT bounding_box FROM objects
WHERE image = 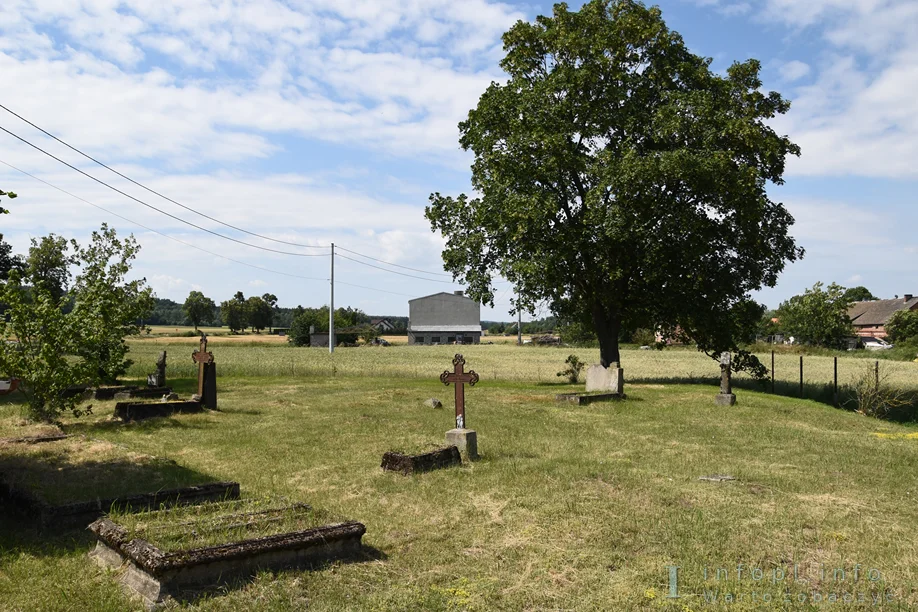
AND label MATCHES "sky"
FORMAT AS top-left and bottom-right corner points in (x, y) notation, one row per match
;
(0, 0), (915, 321)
